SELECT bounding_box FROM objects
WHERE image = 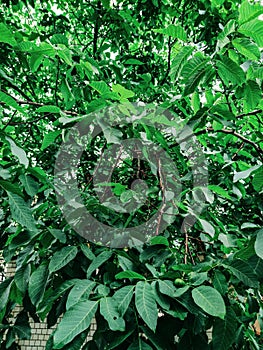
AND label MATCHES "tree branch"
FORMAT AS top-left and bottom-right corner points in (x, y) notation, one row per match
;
(206, 127), (263, 161)
(0, 96), (78, 116)
(236, 109), (262, 118)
